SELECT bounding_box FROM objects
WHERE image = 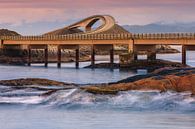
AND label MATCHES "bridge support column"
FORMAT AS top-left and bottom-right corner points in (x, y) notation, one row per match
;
(147, 52), (156, 60)
(28, 45), (31, 66)
(133, 44), (138, 60)
(75, 48), (79, 69)
(110, 47), (114, 68)
(91, 45), (95, 68)
(44, 46), (48, 67)
(57, 45), (61, 68)
(134, 52), (138, 60)
(128, 40), (134, 53)
(182, 45), (186, 66)
(0, 40), (4, 49)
